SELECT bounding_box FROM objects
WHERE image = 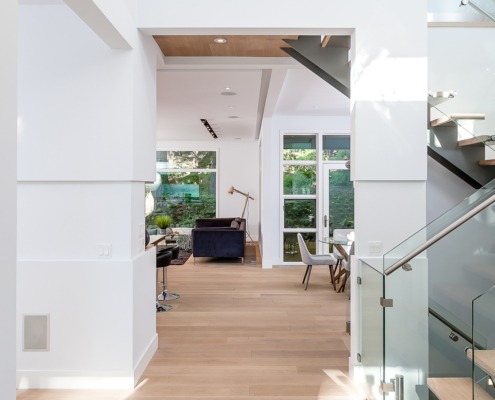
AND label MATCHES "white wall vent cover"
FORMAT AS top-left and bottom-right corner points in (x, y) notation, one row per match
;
(23, 314), (50, 351)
